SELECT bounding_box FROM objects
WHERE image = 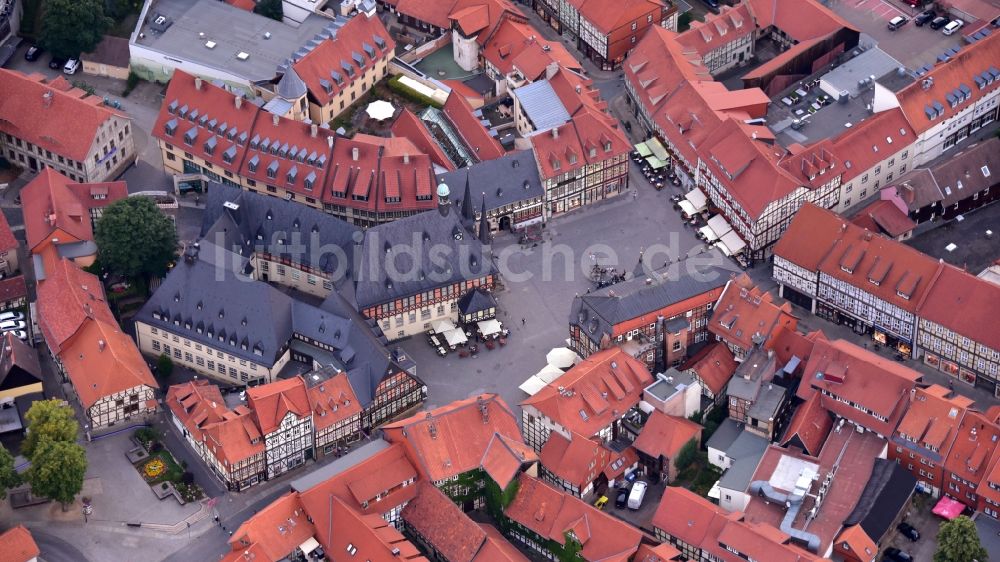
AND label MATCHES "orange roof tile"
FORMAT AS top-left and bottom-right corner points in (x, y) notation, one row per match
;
(391, 109), (456, 171)
(505, 474), (643, 561)
(522, 348), (653, 437)
(767, 327), (825, 368)
(830, 108), (915, 184)
(443, 93), (505, 162)
(36, 255), (117, 353)
(0, 69), (127, 161)
(307, 372), (362, 432)
(976, 447), (1000, 512)
(481, 433), (538, 489)
(229, 493), (316, 561)
(475, 524), (530, 562)
(652, 487), (730, 549)
(944, 410), (1000, 487)
(394, 0), (517, 35)
(917, 264), (1000, 351)
(894, 385), (971, 455)
(166, 380), (228, 441)
(480, 20), (579, 80)
(201, 410), (264, 467)
(539, 431), (623, 489)
(382, 394), (525, 482)
(402, 482), (487, 562)
(21, 168), (94, 252)
(575, 0), (666, 35)
(324, 495), (428, 561)
(710, 274), (797, 352)
(0, 277), (27, 305)
(634, 543), (683, 561)
(682, 342), (737, 396)
(0, 526), (40, 562)
(633, 411), (702, 461)
(745, 0), (856, 41)
(780, 392), (832, 456)
(0, 209), (15, 253)
(58, 316), (157, 409)
(850, 199), (917, 238)
(167, 380), (264, 466)
(247, 376), (312, 435)
(834, 524), (877, 562)
(676, 4), (755, 58)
